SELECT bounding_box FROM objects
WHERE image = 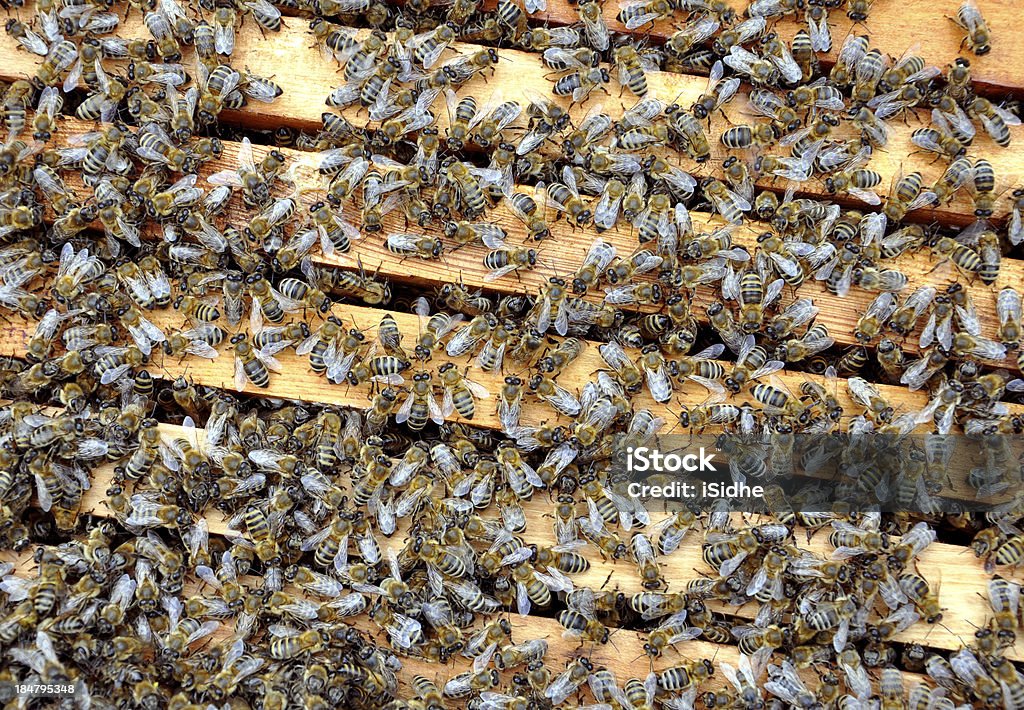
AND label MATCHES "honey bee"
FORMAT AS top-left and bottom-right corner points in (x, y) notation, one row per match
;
(985, 578), (1021, 643)
(528, 374), (582, 417)
(969, 97), (1021, 148)
(953, 0), (992, 55)
(618, 0), (673, 29)
(666, 106), (712, 163)
(436, 363), (489, 421)
(911, 109), (969, 159)
(576, 0), (609, 50)
(724, 45), (779, 87)
(396, 371), (444, 431)
(703, 178), (752, 224)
